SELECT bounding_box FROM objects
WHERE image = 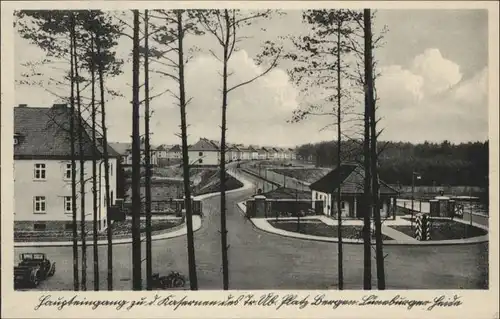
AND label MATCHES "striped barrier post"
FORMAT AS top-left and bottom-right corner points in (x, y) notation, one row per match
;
(414, 213), (423, 240)
(424, 213), (431, 241)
